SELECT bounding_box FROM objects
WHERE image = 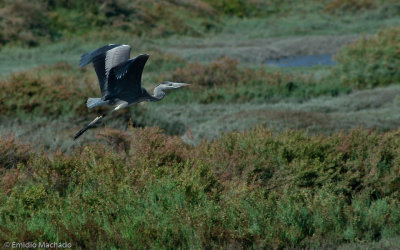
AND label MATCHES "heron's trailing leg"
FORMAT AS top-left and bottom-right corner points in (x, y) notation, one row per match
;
(73, 115), (105, 140)
(73, 102), (128, 140)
